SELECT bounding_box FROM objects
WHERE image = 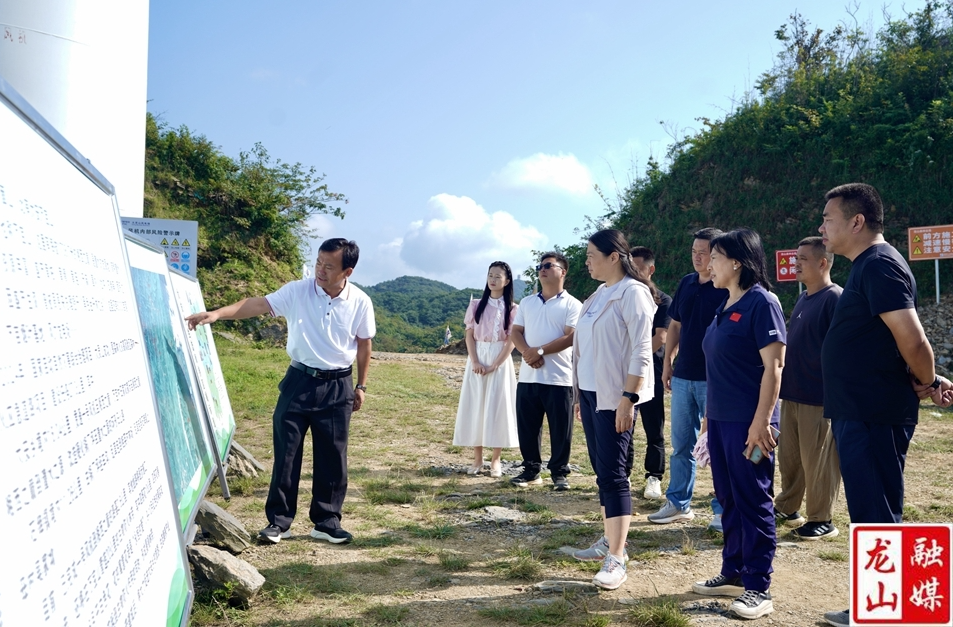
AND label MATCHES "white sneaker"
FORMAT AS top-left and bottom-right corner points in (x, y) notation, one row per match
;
(647, 501), (695, 524)
(592, 554), (627, 590)
(730, 590), (774, 619)
(643, 476), (663, 500)
(708, 514), (723, 533)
